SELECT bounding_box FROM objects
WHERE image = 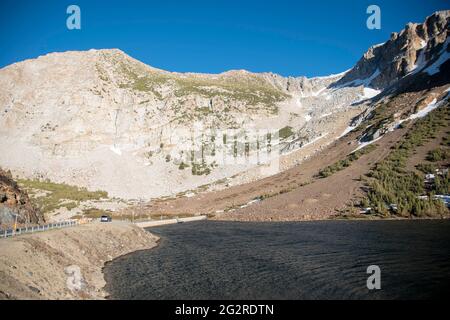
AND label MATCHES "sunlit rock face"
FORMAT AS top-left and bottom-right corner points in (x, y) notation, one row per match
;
(335, 11), (449, 90)
(0, 168), (44, 225)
